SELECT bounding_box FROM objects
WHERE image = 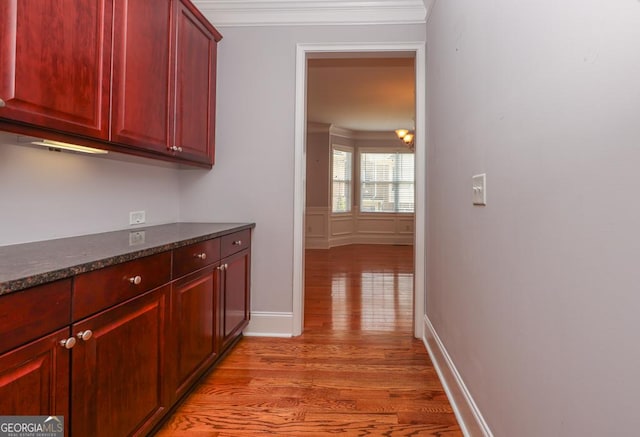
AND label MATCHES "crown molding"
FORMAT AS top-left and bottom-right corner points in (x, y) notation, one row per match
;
(193, 0), (428, 27)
